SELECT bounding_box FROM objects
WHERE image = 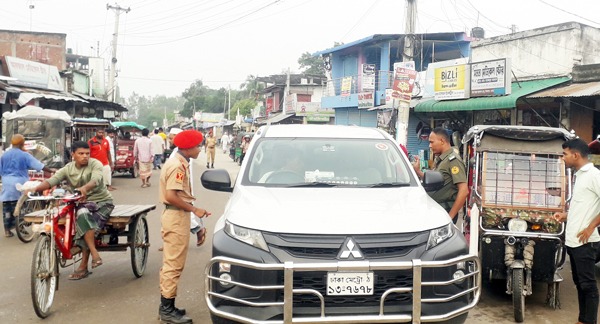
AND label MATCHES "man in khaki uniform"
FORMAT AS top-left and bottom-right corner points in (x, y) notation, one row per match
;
(158, 129), (211, 324)
(412, 127), (468, 224)
(204, 130), (217, 168)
